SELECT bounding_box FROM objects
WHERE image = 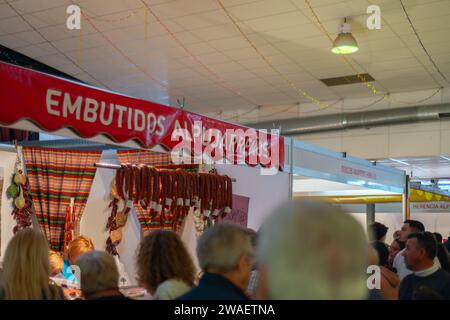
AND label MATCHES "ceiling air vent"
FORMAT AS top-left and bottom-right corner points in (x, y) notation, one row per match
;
(439, 113), (450, 118)
(320, 73), (375, 87)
